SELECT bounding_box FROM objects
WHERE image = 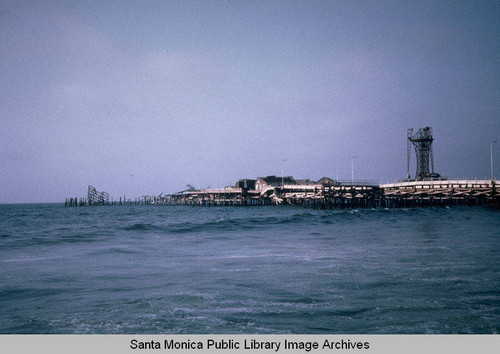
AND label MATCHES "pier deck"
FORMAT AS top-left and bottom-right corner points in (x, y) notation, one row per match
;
(381, 180), (498, 207)
(65, 180), (499, 208)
